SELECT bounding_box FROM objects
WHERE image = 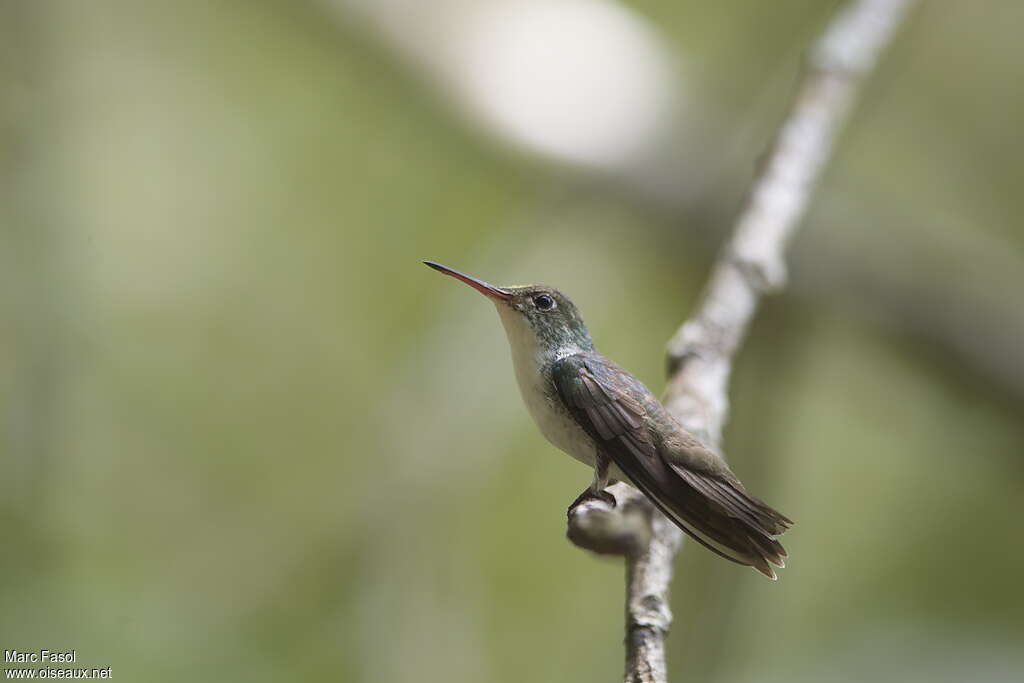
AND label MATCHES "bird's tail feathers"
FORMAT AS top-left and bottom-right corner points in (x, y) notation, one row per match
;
(633, 464), (792, 580)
